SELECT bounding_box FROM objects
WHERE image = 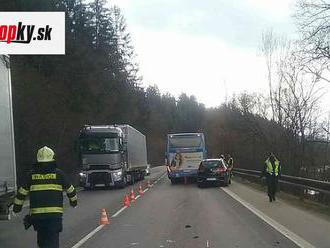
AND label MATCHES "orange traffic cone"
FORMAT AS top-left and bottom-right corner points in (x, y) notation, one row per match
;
(123, 194), (130, 207)
(130, 188), (136, 203)
(99, 208), (110, 225)
(138, 184), (143, 196)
